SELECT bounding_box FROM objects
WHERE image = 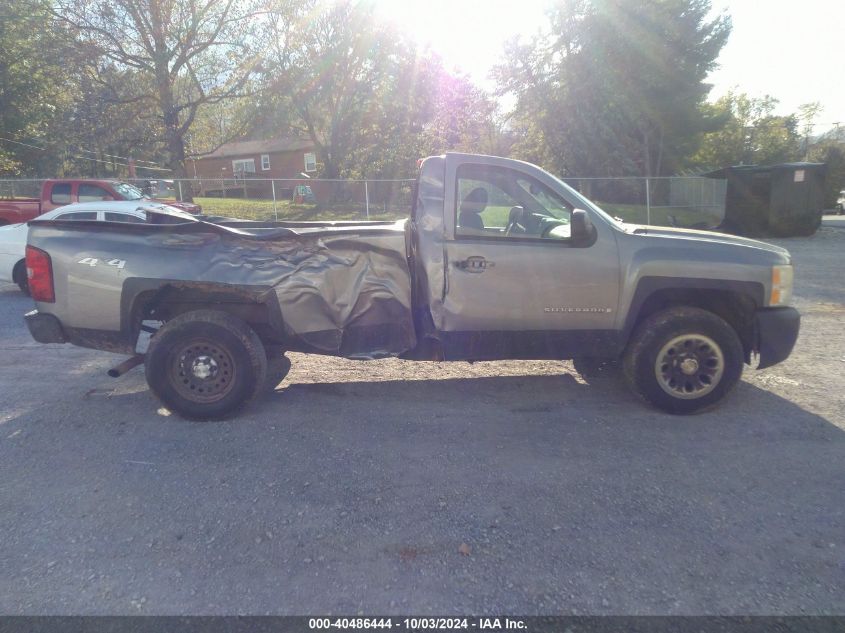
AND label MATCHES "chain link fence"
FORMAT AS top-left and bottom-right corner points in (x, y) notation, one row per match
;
(0, 179), (43, 200)
(563, 176), (726, 228)
(0, 177), (416, 222)
(126, 178), (416, 221)
(1, 175), (726, 227)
